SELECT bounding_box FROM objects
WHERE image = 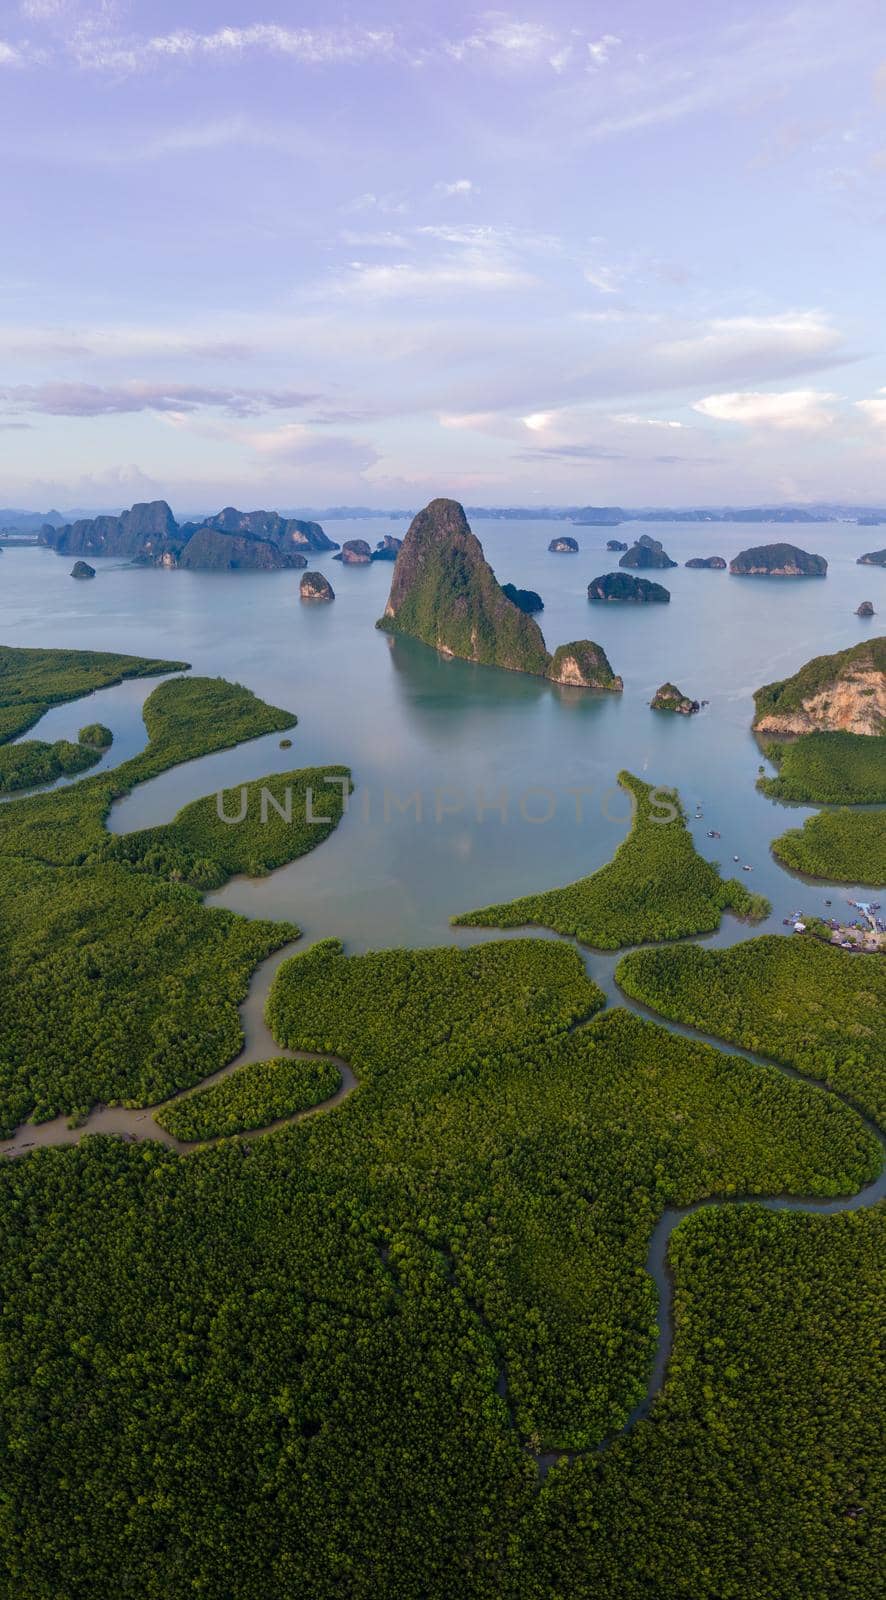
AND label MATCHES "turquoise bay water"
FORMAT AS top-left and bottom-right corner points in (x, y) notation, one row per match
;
(0, 519), (880, 950)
